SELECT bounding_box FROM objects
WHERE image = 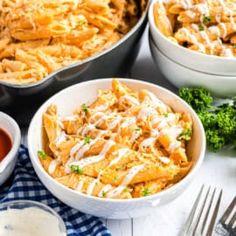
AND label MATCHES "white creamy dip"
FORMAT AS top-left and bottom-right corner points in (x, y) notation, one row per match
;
(0, 207), (66, 236)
